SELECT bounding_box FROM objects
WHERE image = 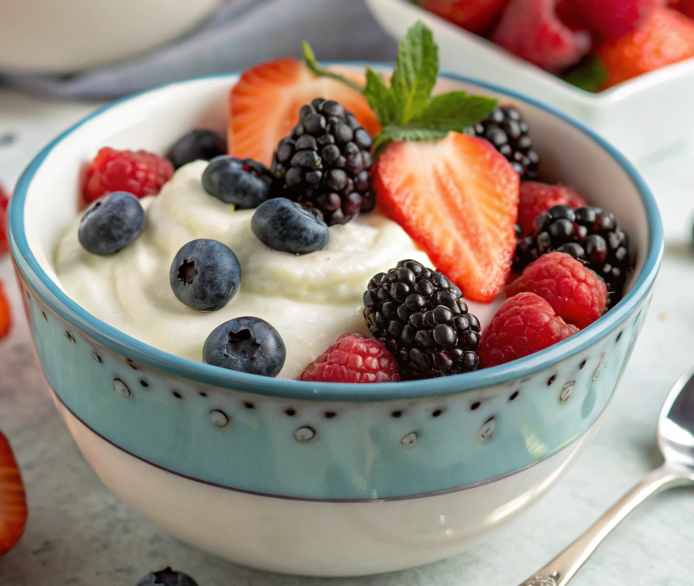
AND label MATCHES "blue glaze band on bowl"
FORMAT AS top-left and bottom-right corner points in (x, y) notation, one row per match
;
(8, 69), (663, 501)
